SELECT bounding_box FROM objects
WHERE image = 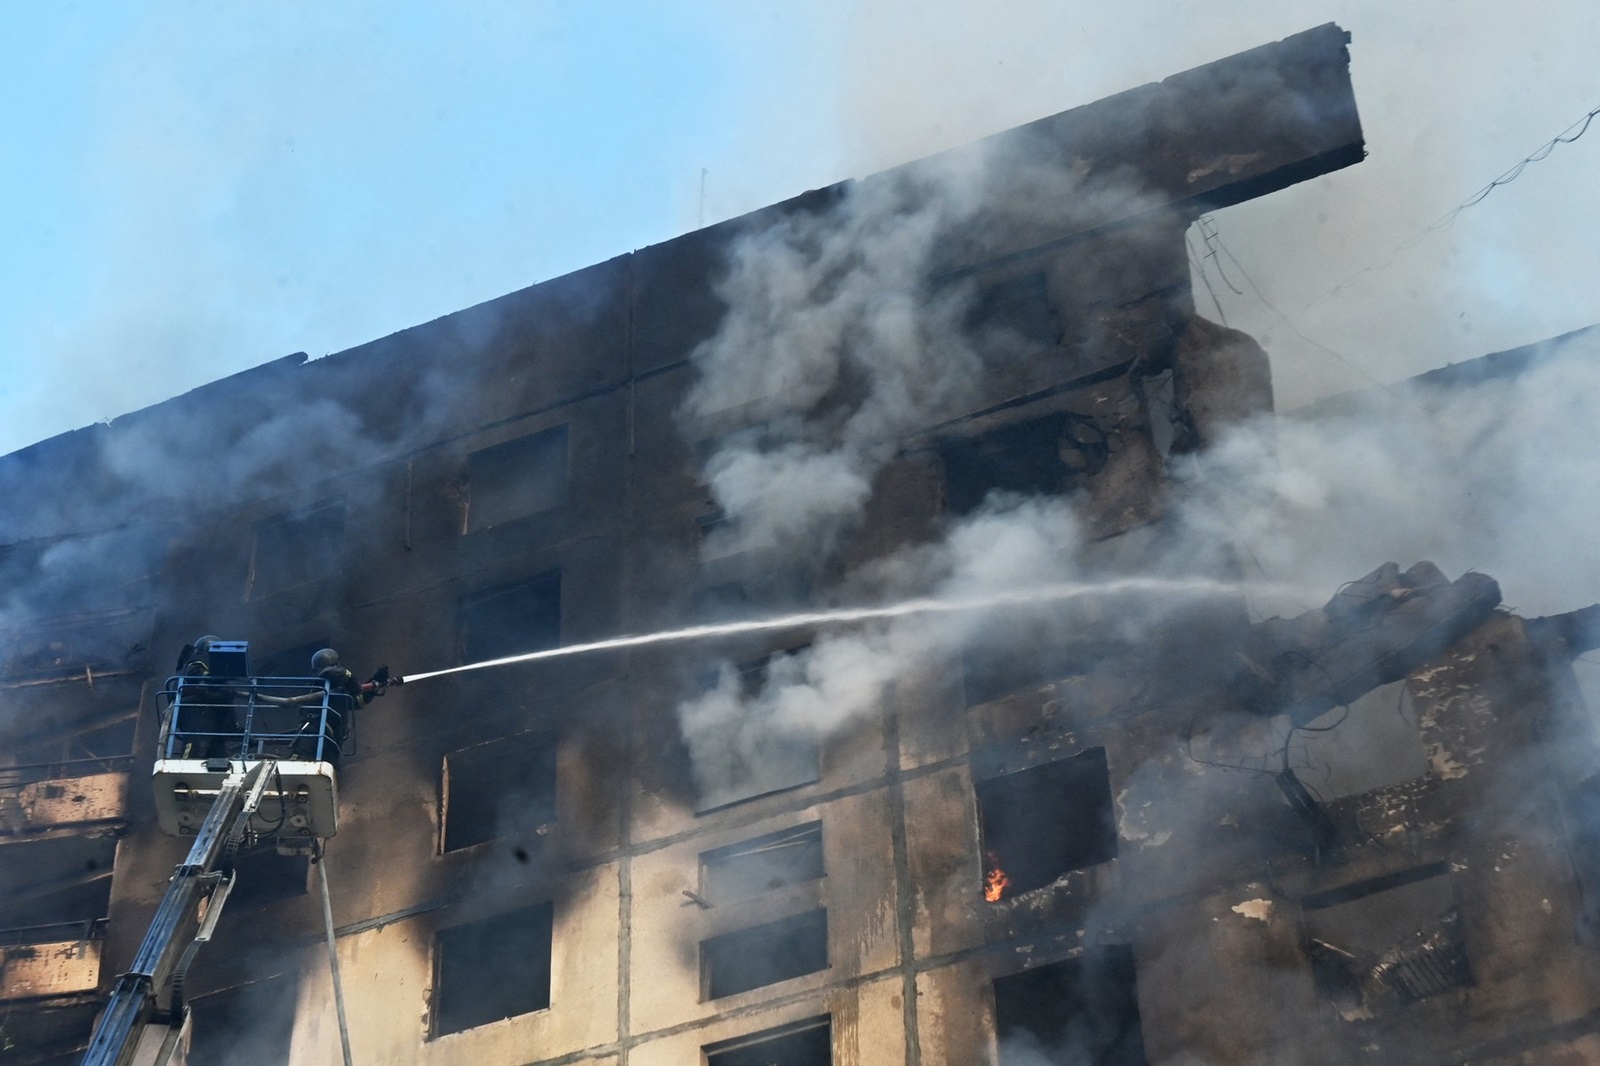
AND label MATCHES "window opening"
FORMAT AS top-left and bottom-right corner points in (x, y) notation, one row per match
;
(1302, 864), (1469, 1019)
(255, 639), (331, 680)
(701, 908), (828, 999)
(696, 506), (733, 538)
(692, 647), (821, 813)
(0, 608), (147, 685)
(937, 411), (1104, 516)
(962, 636), (1102, 708)
(442, 731), (558, 852)
(966, 271), (1060, 348)
(977, 748), (1117, 900)
(250, 499), (346, 599)
(225, 848), (310, 909)
(458, 571), (561, 663)
(465, 425), (569, 532)
(694, 565), (813, 621)
(993, 946), (1148, 1066)
(701, 822), (824, 903)
(432, 902), (553, 1037)
(705, 1016), (832, 1066)
(187, 973), (300, 1066)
